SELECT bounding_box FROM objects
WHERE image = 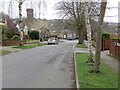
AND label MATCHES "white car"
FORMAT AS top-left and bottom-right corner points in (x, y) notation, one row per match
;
(48, 38), (58, 45)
